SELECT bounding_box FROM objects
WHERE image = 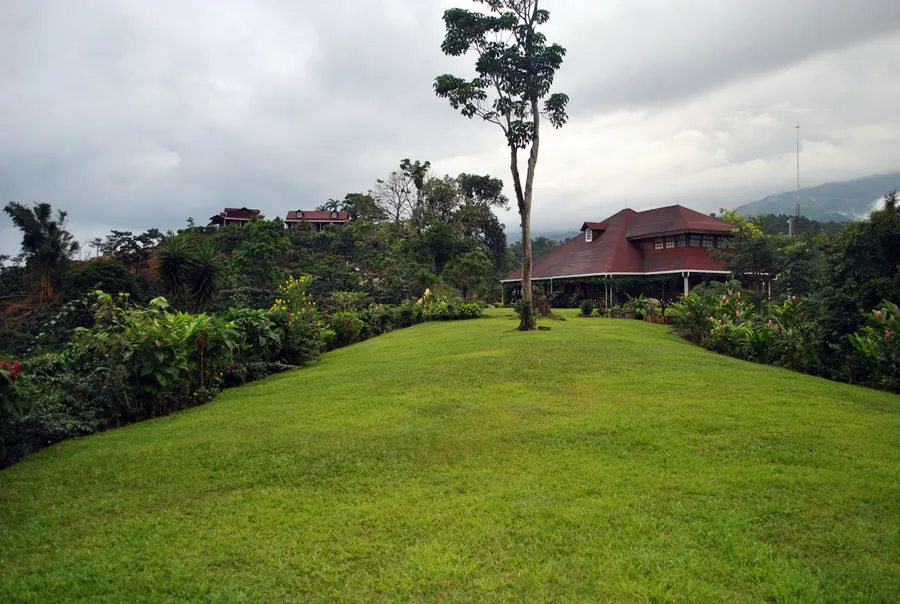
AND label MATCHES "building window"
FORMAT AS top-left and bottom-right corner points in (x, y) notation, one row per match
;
(665, 236), (675, 249)
(717, 236), (732, 248)
(690, 234), (701, 247)
(676, 235), (687, 248)
(654, 237), (664, 250)
(585, 229), (592, 243)
(702, 235), (714, 248)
